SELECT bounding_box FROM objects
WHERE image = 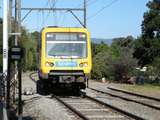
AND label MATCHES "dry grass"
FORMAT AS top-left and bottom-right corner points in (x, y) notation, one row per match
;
(121, 84), (160, 97)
